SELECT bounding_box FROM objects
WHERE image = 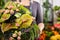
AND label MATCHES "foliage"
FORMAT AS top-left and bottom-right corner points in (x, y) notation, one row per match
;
(0, 0), (5, 9)
(53, 6), (60, 11)
(43, 0), (51, 24)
